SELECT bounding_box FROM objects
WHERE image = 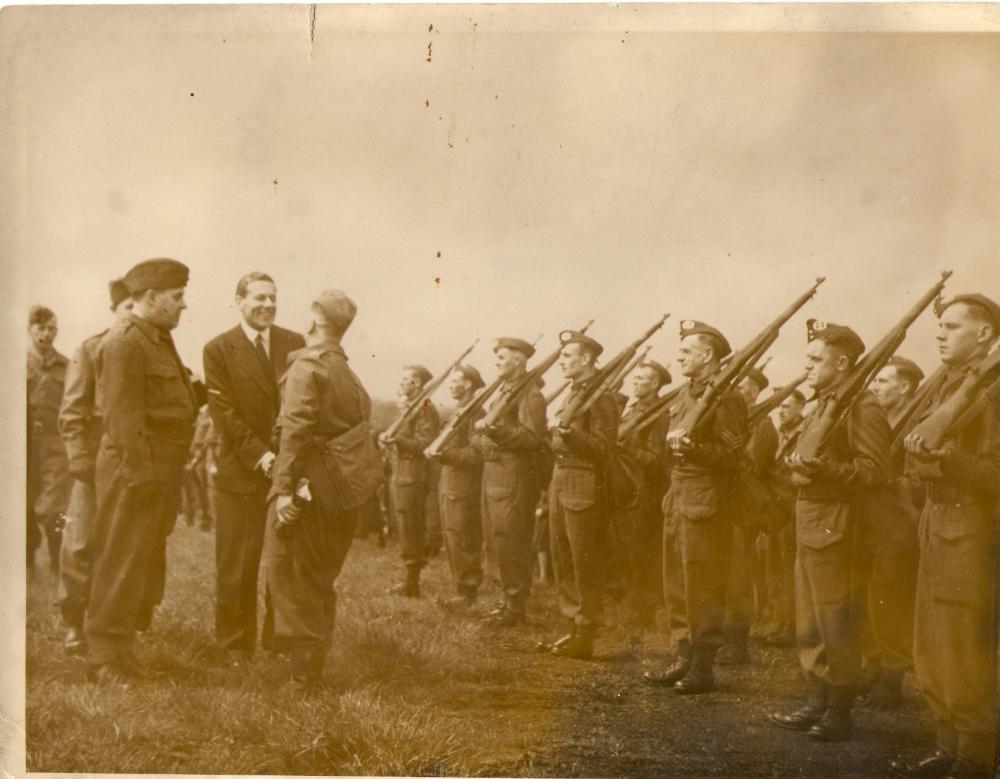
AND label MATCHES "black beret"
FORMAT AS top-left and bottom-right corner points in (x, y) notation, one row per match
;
(559, 330), (603, 358)
(806, 319), (865, 360)
(885, 355), (925, 385)
(744, 366), (769, 391)
(493, 337), (535, 358)
(405, 364), (433, 386)
(937, 293), (1000, 331)
(454, 363), (485, 391)
(639, 359), (672, 387)
(678, 320), (732, 358)
(122, 258), (189, 294)
(109, 278), (130, 309)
